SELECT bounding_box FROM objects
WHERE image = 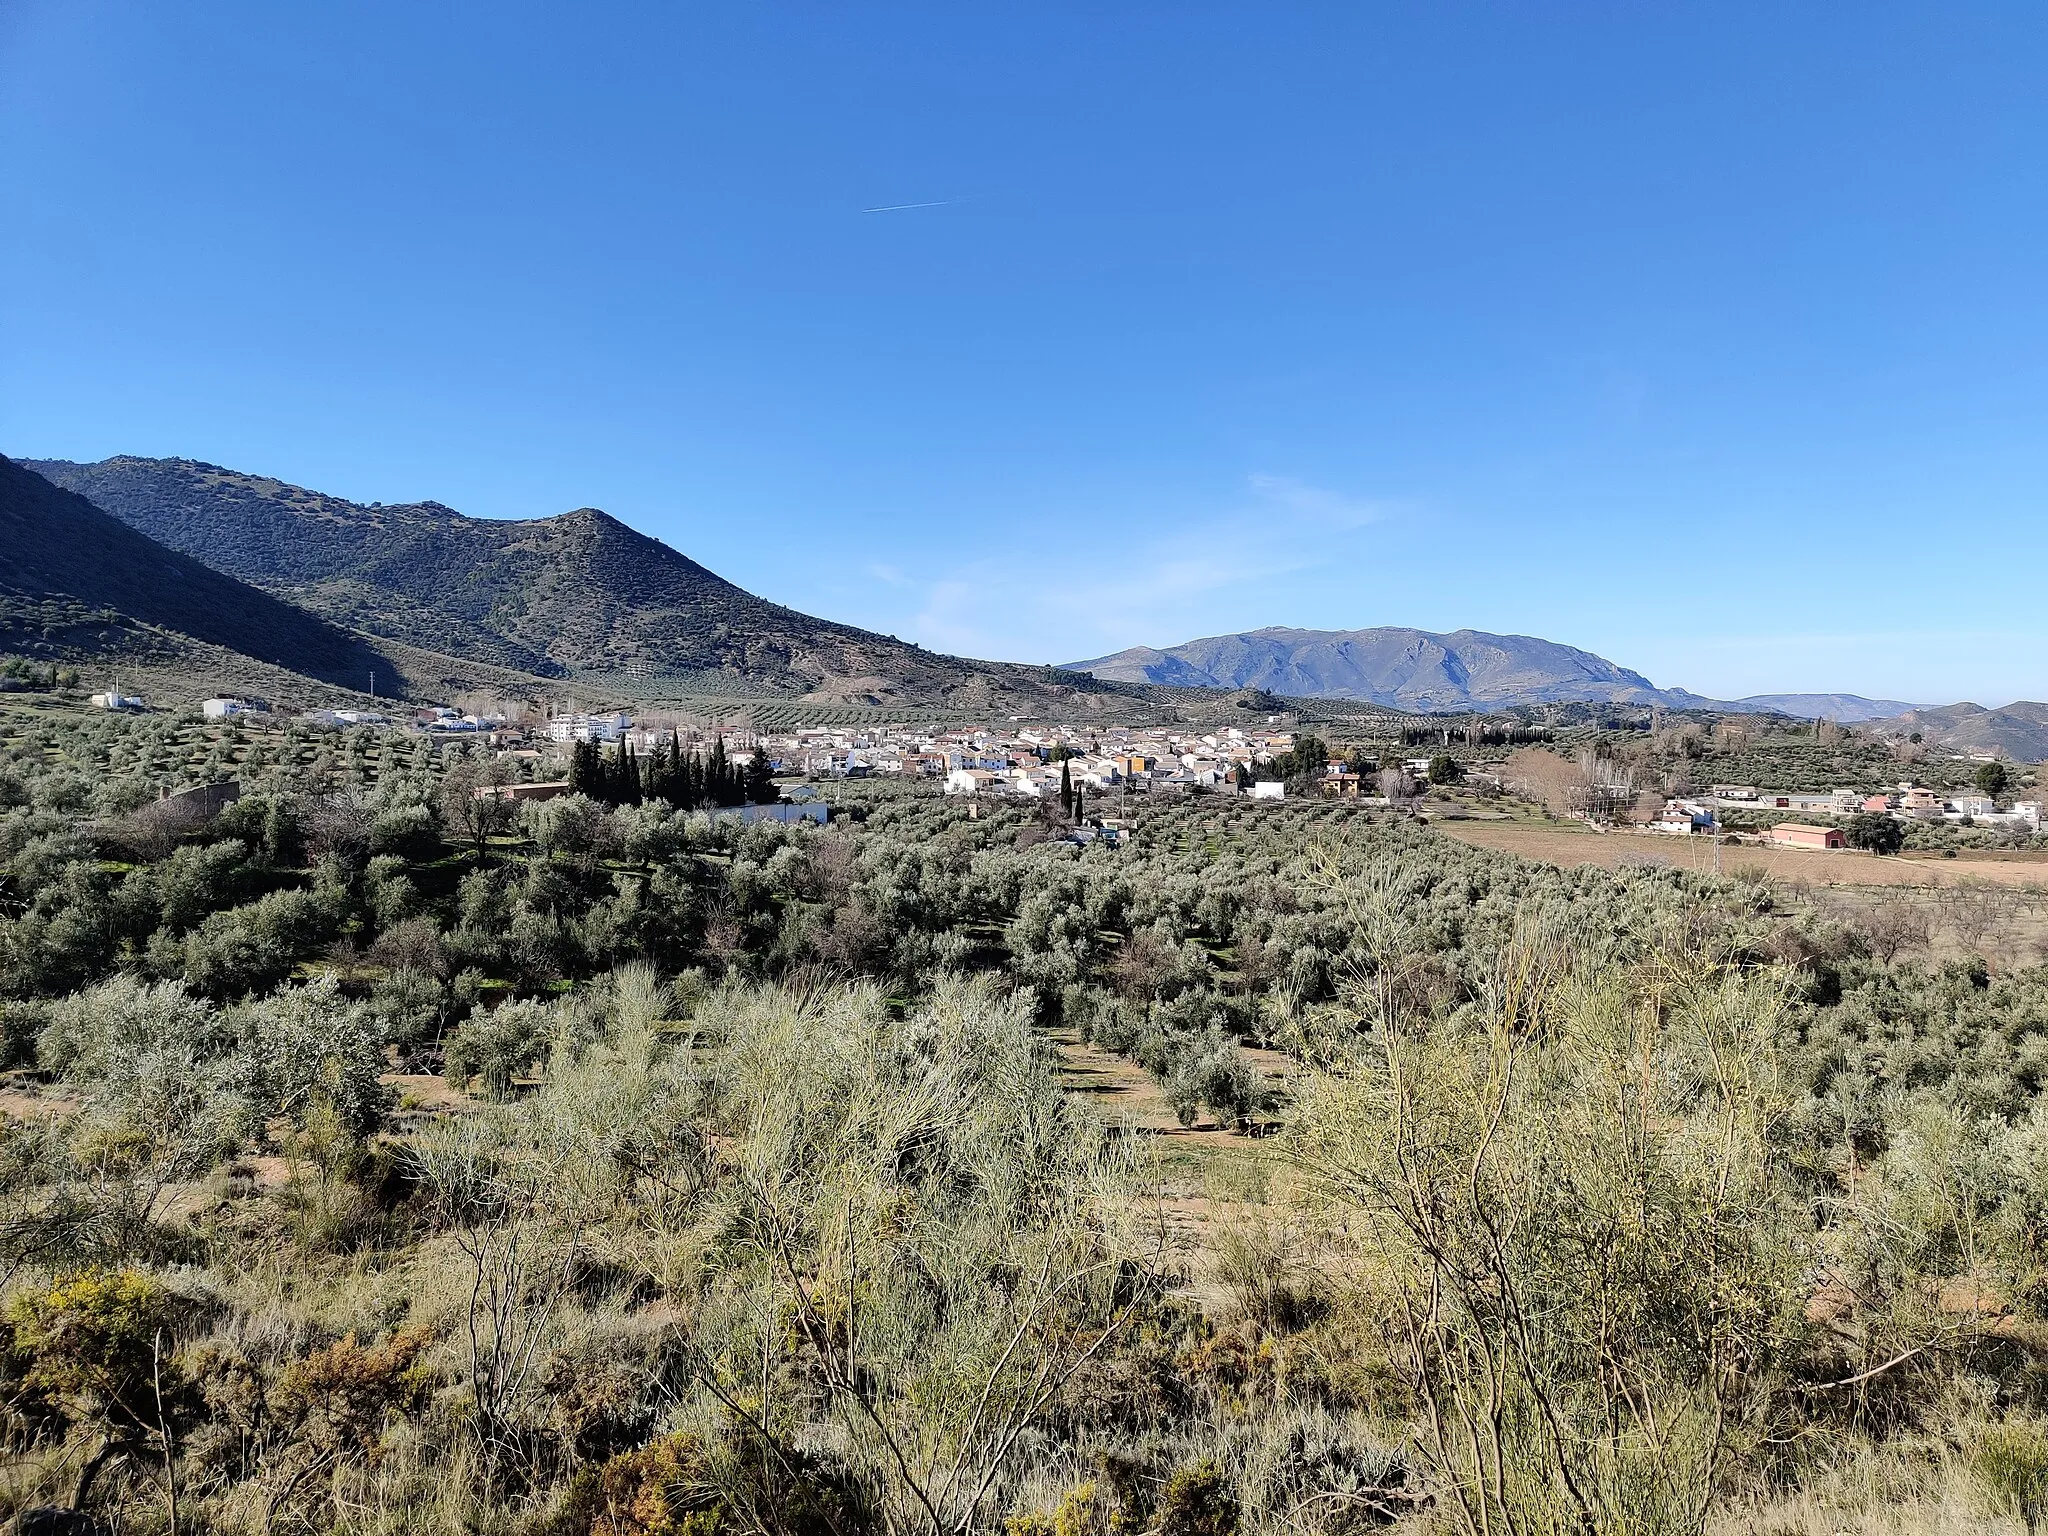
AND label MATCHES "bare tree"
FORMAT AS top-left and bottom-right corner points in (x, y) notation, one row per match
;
(1858, 894), (1934, 963)
(437, 755), (516, 863)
